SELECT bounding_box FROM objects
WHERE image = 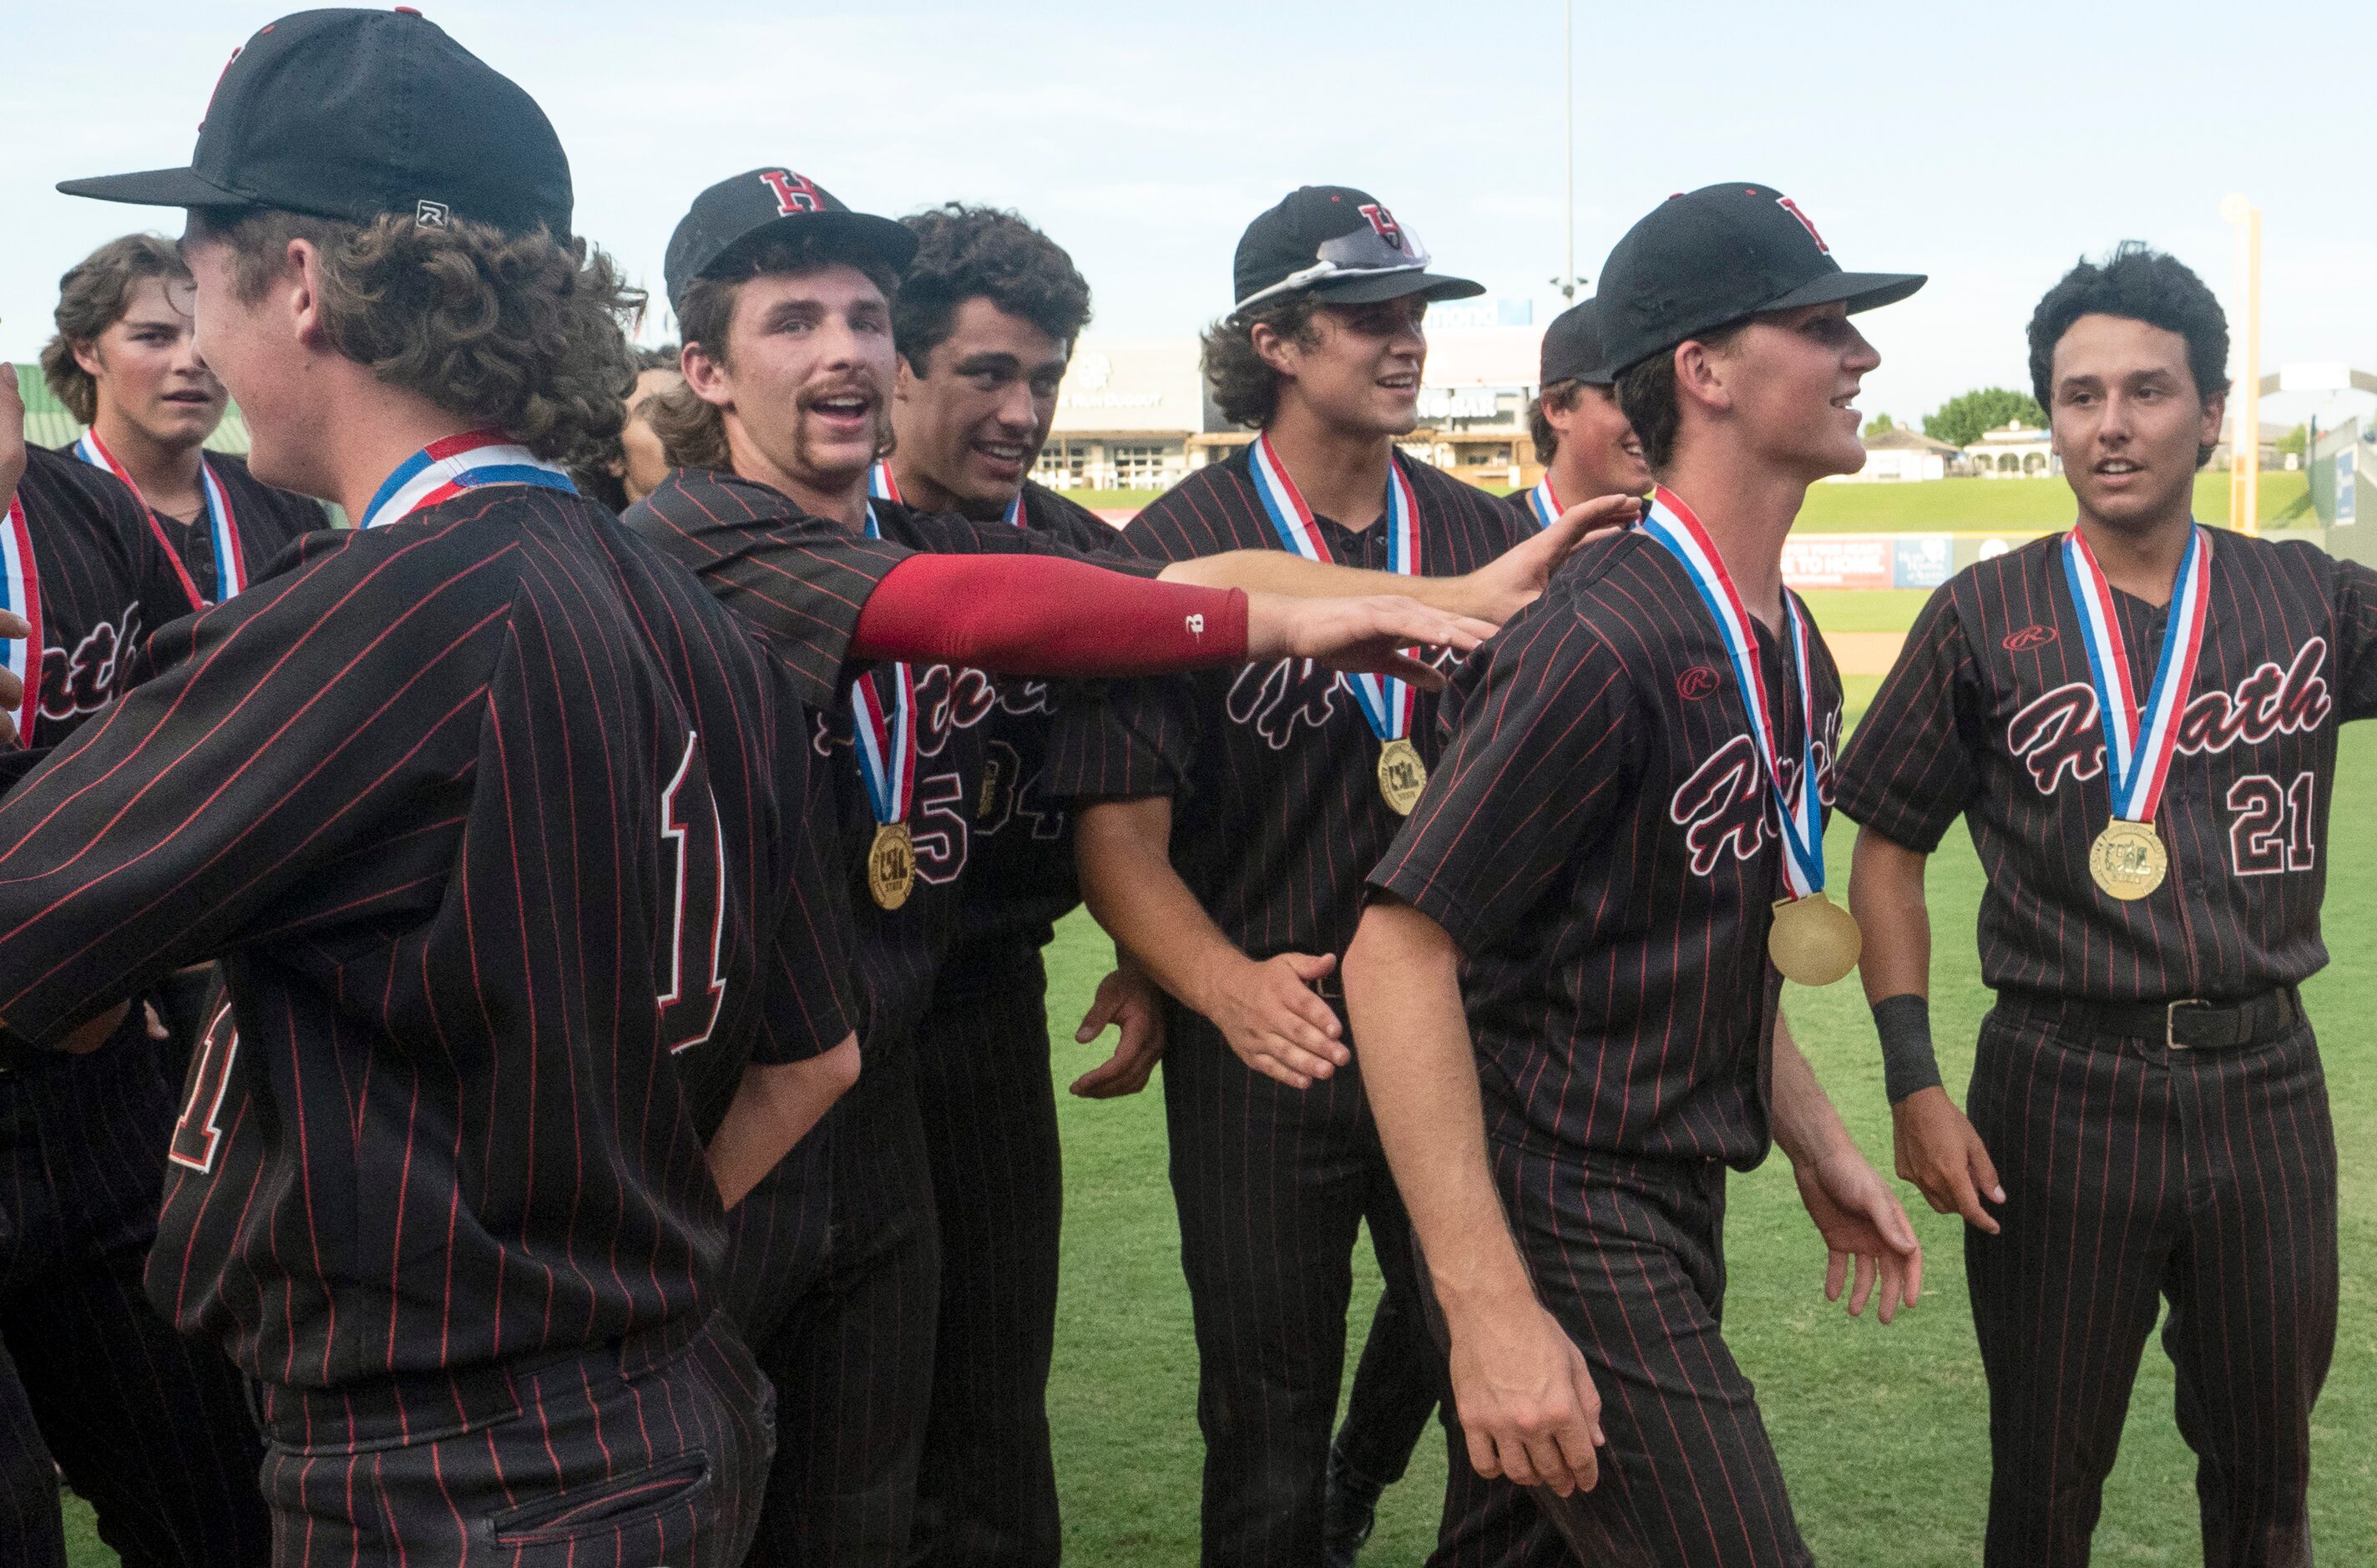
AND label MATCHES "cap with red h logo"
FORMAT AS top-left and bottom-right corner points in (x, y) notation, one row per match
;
(664, 167), (919, 316)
